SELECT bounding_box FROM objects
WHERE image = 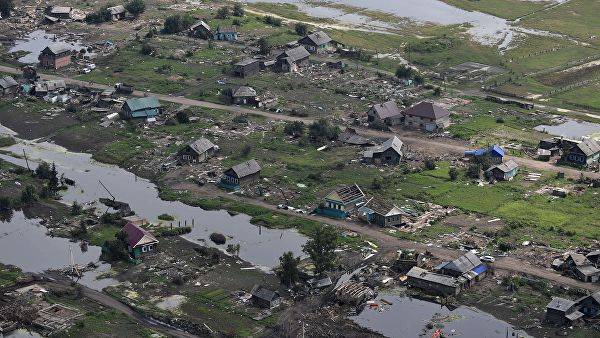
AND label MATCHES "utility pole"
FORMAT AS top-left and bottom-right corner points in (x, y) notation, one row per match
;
(22, 149), (31, 172)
